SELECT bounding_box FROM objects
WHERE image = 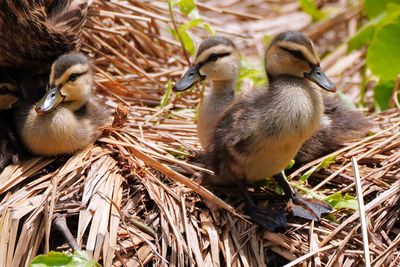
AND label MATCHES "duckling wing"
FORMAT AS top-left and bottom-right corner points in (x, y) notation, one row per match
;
(206, 95), (283, 185)
(296, 95), (371, 163)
